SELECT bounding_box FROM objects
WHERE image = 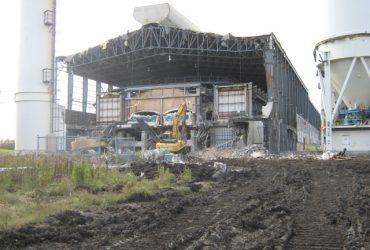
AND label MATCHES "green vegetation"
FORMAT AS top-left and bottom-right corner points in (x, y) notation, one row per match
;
(0, 155), (193, 232)
(0, 140), (14, 150)
(179, 167), (192, 184)
(199, 182), (212, 192)
(0, 149), (14, 156)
